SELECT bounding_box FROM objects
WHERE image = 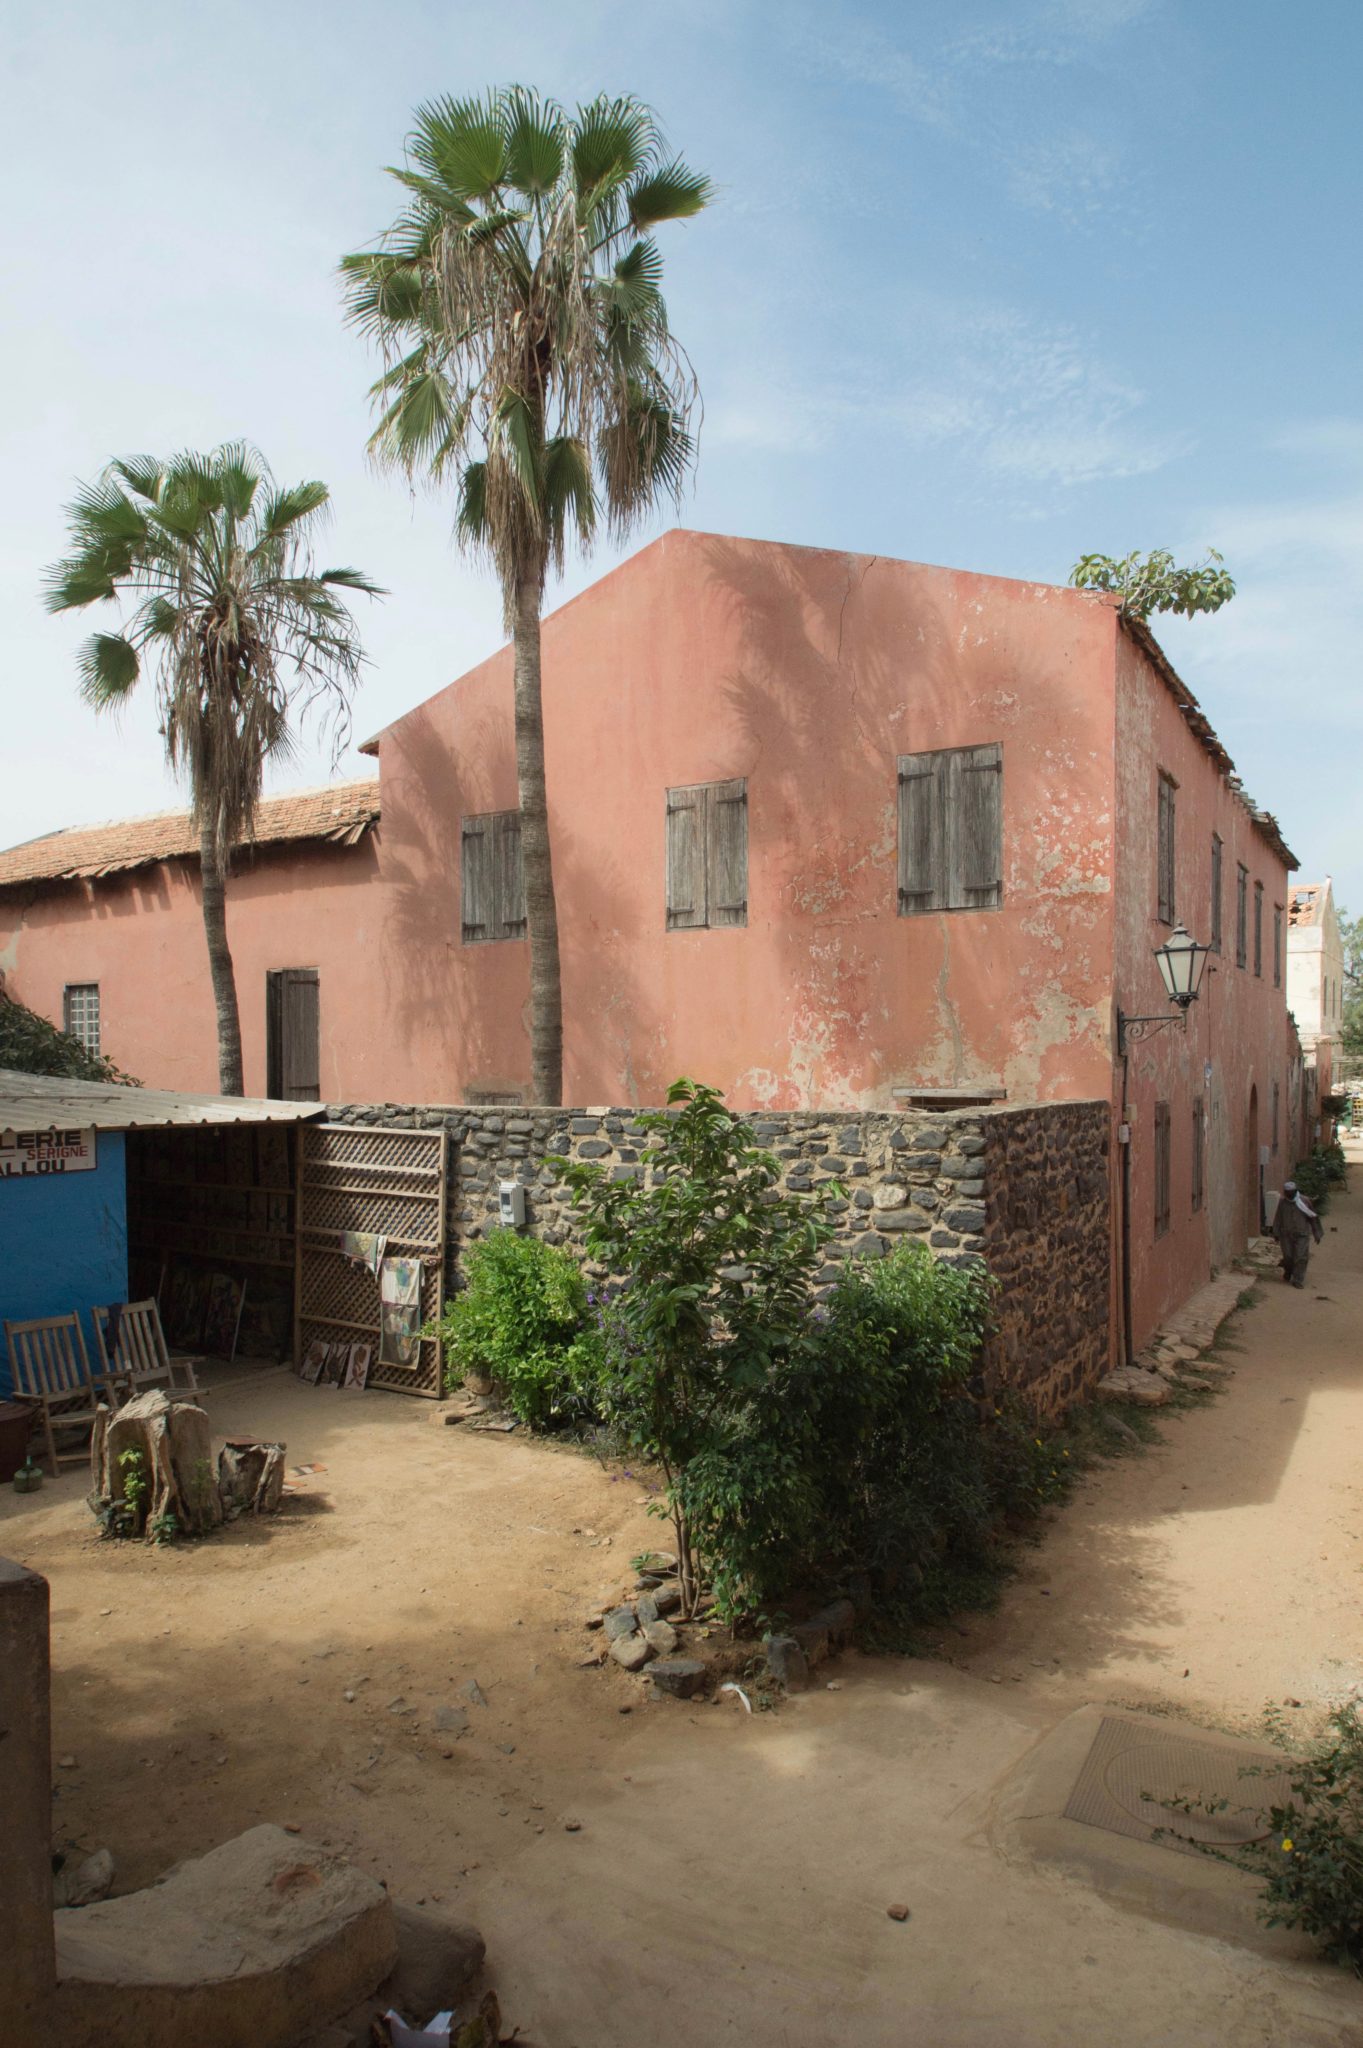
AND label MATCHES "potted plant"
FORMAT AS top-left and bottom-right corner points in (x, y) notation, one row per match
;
(12, 1459), (43, 1494)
